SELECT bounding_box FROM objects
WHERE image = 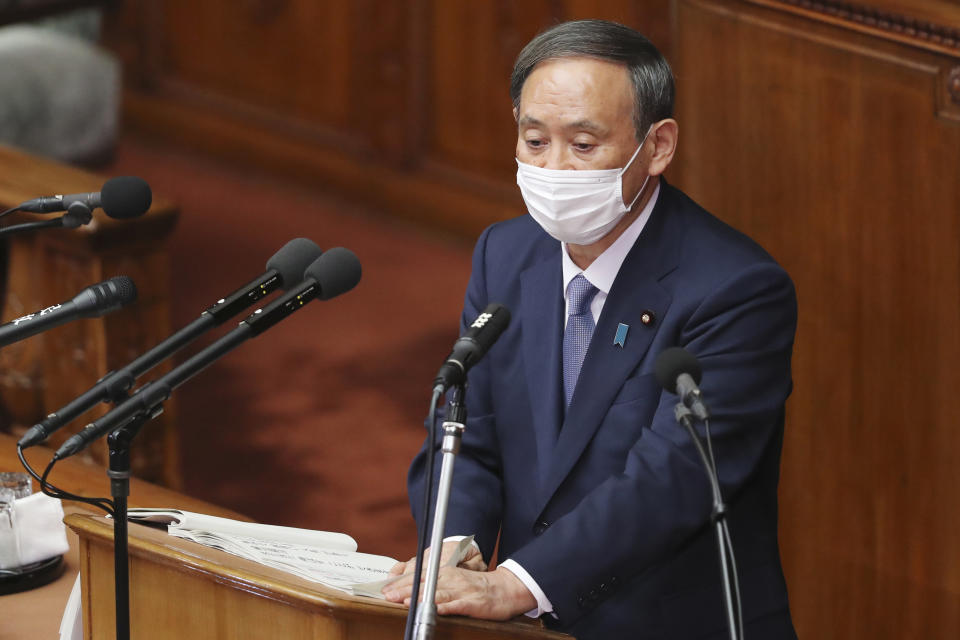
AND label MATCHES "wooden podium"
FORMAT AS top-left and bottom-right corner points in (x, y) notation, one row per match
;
(66, 513), (571, 640)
